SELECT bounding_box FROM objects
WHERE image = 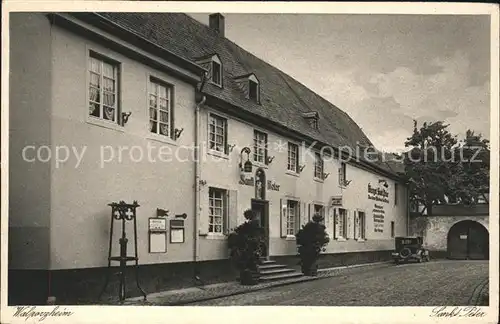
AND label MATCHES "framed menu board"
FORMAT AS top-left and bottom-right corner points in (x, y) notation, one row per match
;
(149, 218), (167, 253)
